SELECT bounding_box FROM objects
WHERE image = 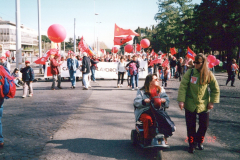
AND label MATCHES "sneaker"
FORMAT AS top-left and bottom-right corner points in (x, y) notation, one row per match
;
(22, 95), (26, 98)
(83, 87), (89, 90)
(120, 84), (123, 87)
(89, 85), (92, 88)
(132, 88), (135, 91)
(136, 87), (139, 89)
(58, 86), (63, 89)
(231, 85), (235, 87)
(117, 84), (120, 88)
(51, 88), (55, 90)
(73, 86), (75, 89)
(29, 94), (33, 97)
